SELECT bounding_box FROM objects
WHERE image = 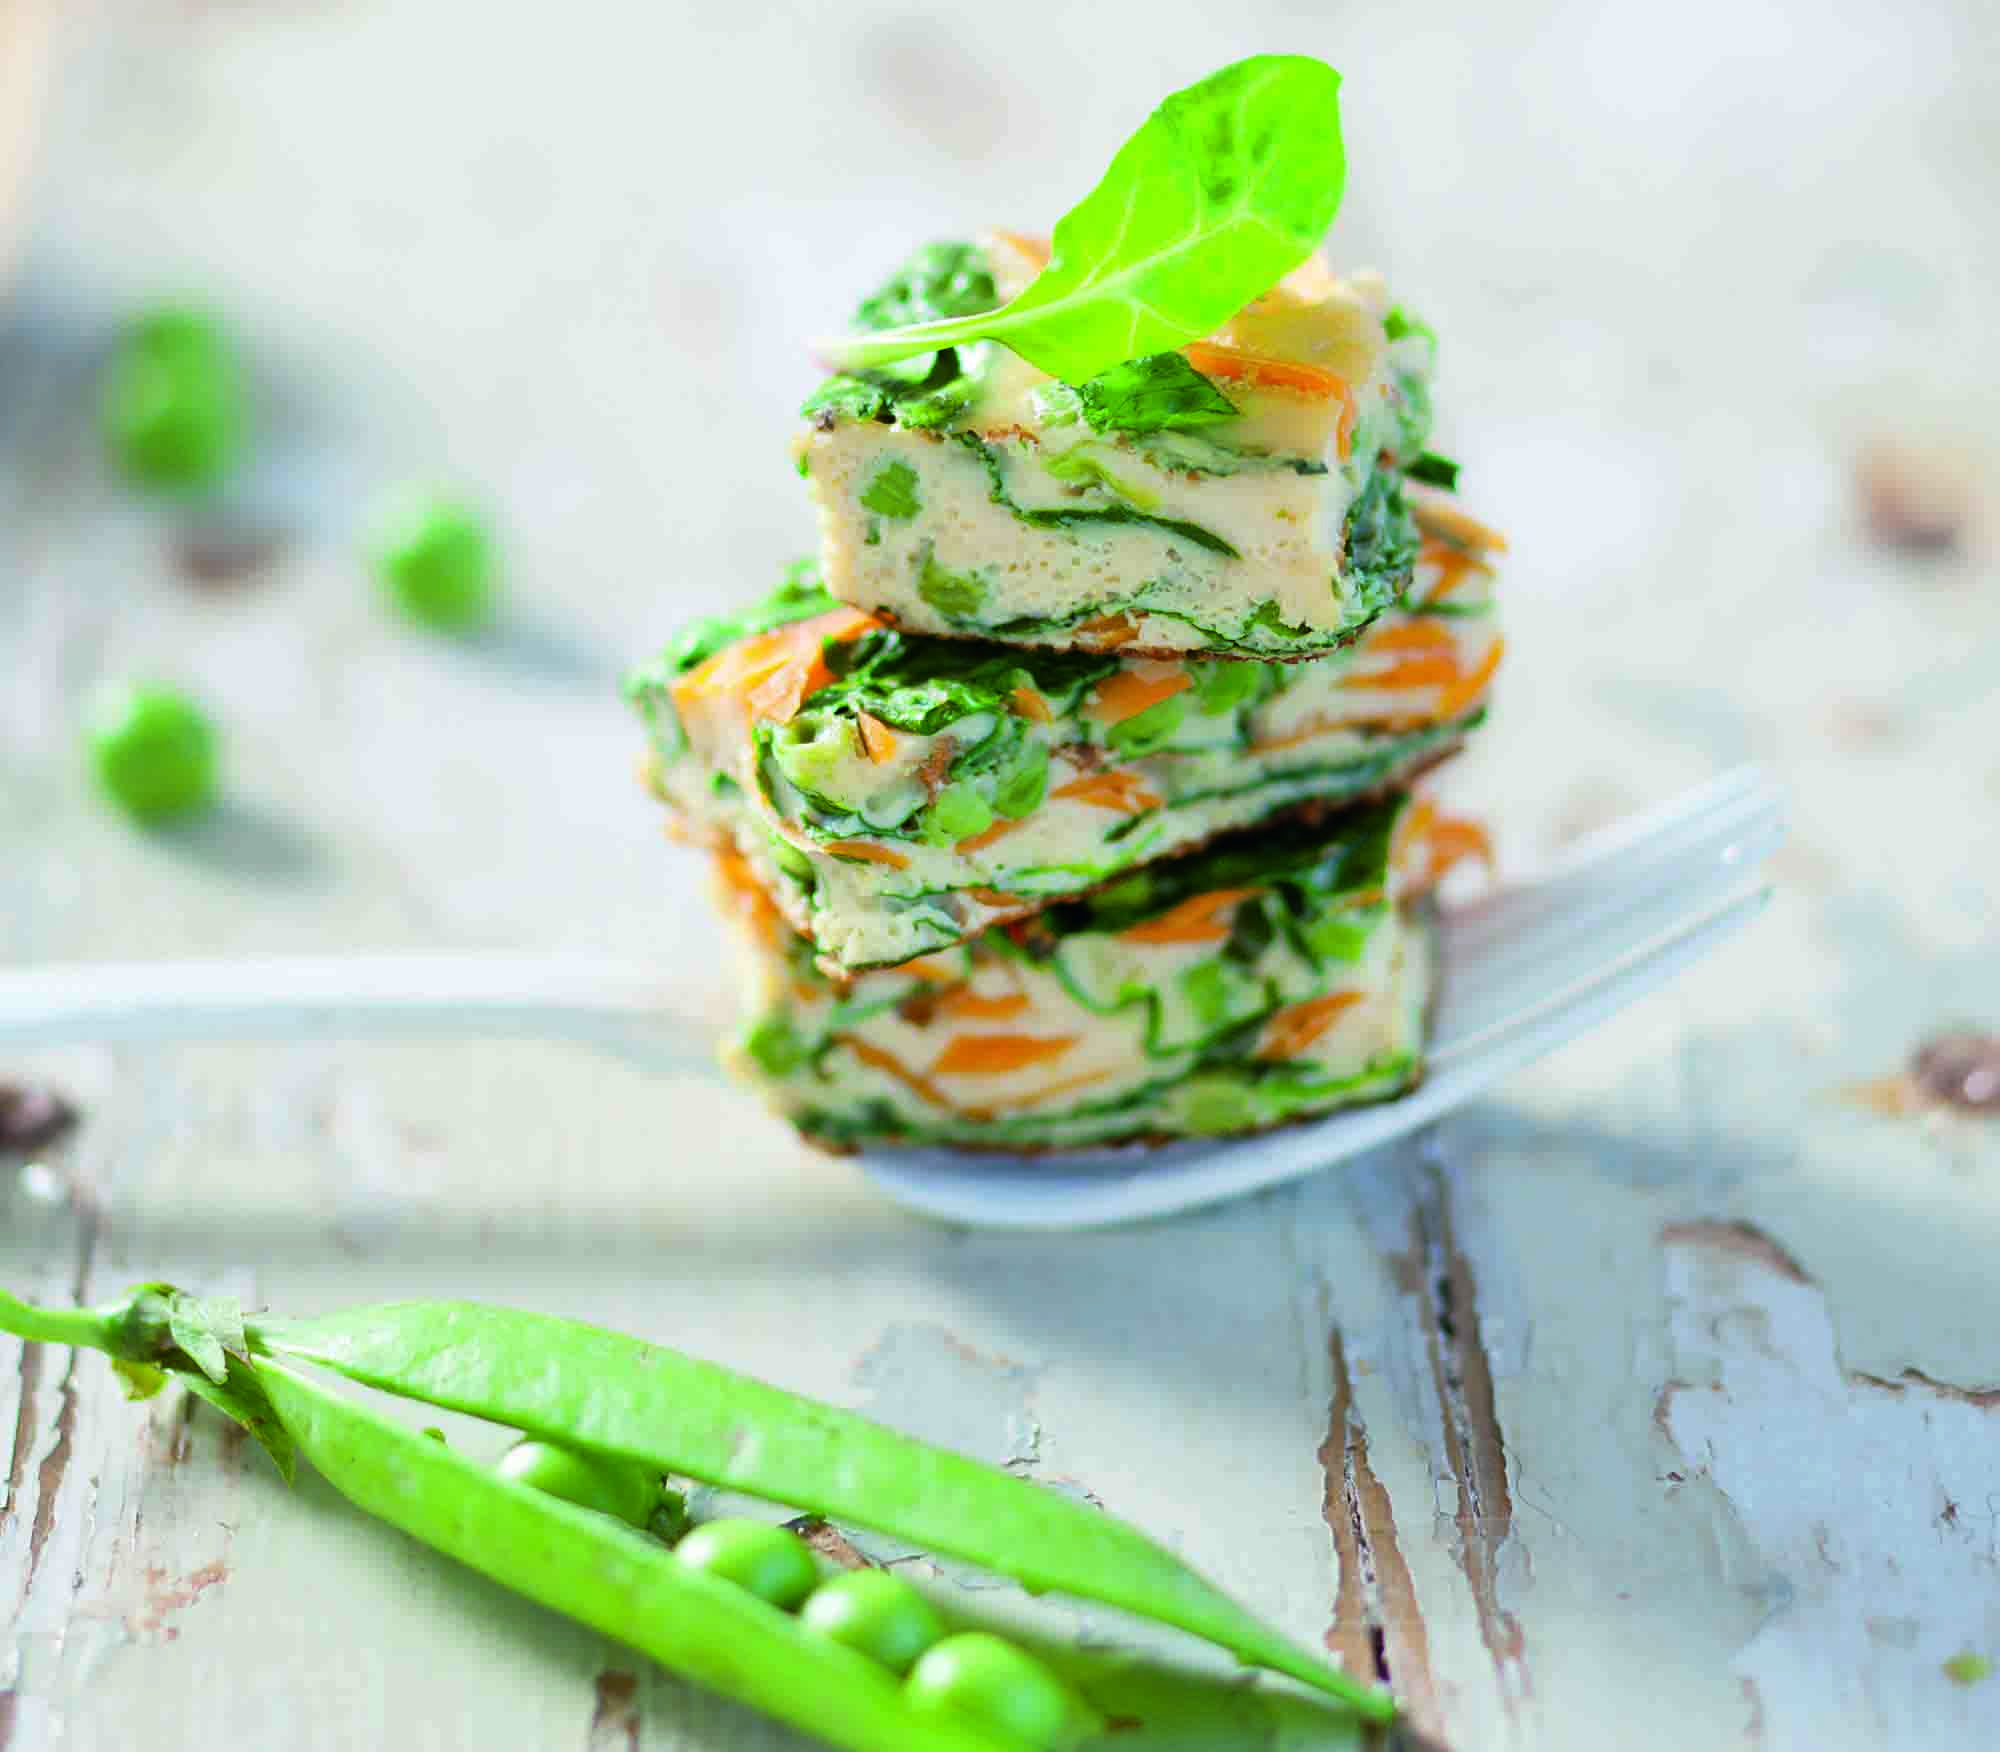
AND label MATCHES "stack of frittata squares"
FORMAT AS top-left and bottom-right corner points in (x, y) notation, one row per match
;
(629, 236), (1503, 1153)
